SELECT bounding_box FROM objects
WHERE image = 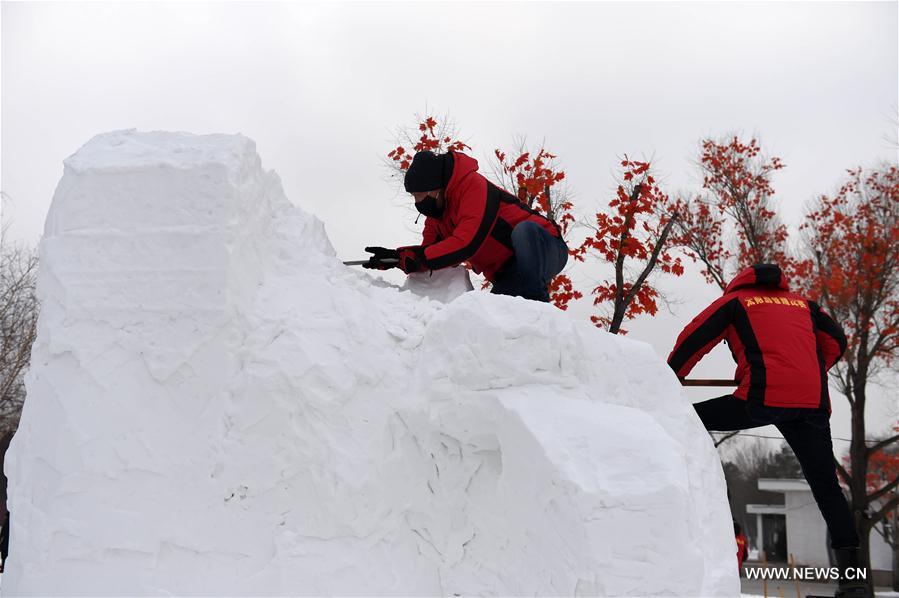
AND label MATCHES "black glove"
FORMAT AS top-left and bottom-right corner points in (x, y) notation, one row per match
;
(397, 245), (428, 274)
(362, 246), (400, 270)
